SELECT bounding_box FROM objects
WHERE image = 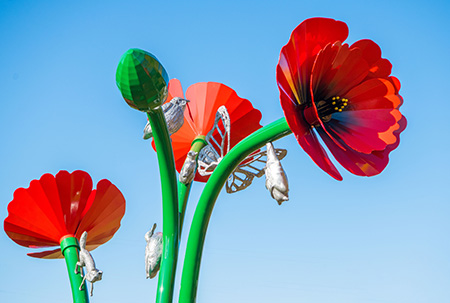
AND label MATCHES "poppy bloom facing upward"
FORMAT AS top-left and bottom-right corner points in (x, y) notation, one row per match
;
(4, 170), (126, 258)
(277, 17), (406, 180)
